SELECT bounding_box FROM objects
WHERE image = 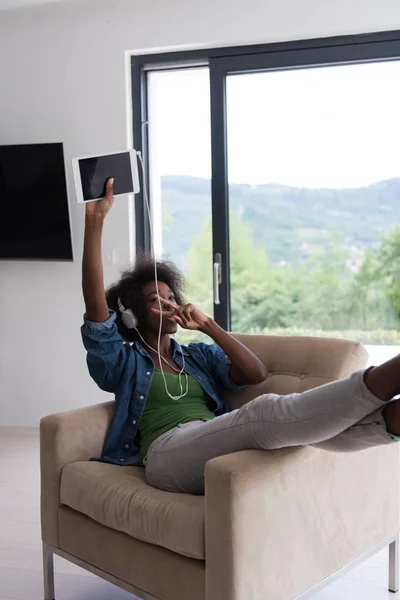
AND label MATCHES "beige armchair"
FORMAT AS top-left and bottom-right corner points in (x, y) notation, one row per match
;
(40, 334), (400, 600)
